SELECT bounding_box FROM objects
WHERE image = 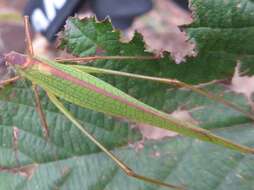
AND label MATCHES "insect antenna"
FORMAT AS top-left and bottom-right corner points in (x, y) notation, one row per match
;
(55, 55), (159, 63)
